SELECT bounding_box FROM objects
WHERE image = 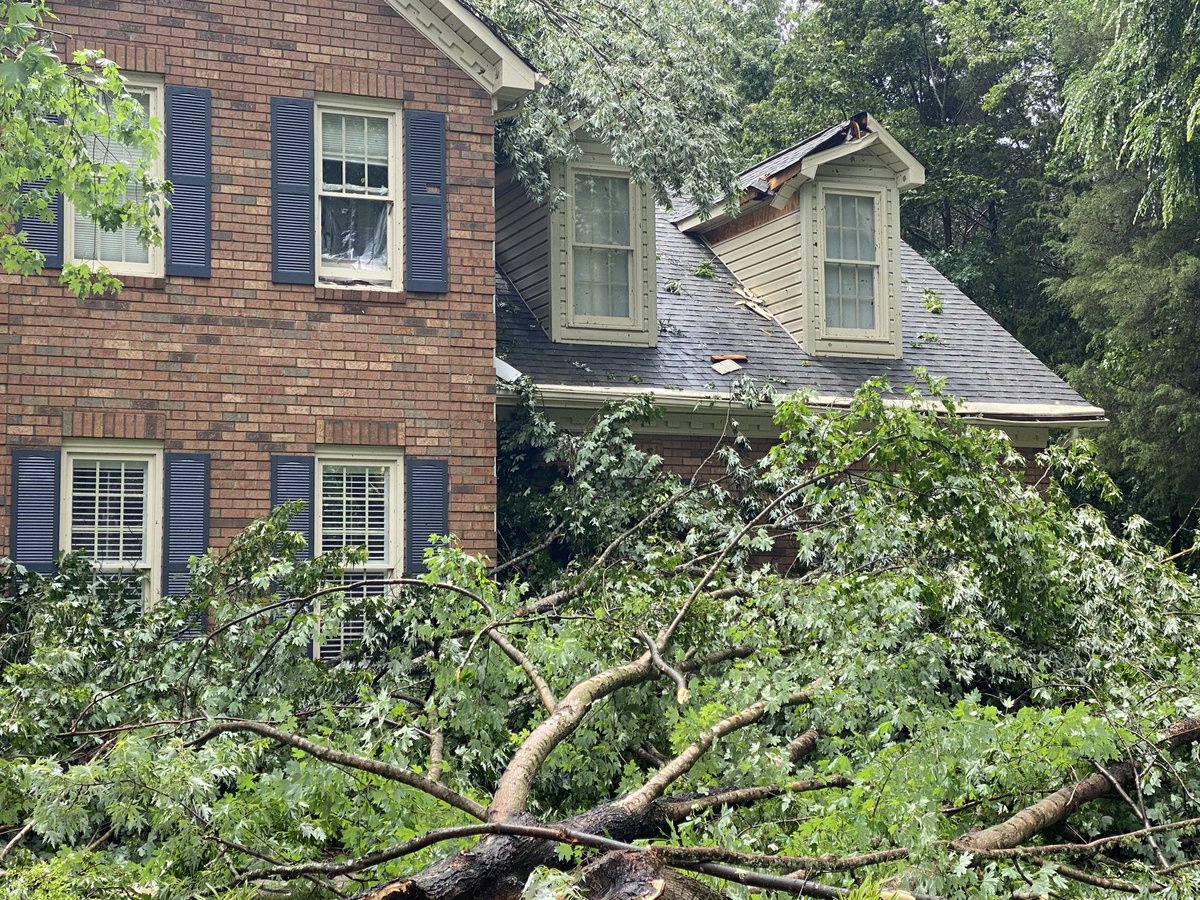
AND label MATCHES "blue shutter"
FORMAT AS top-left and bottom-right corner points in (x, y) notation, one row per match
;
(163, 453), (211, 596)
(11, 449), (60, 576)
(404, 111), (448, 293)
(271, 97), (315, 285)
(165, 86), (212, 278)
(17, 181), (64, 270)
(406, 458), (449, 573)
(270, 455), (315, 560)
